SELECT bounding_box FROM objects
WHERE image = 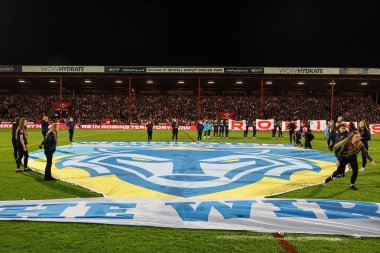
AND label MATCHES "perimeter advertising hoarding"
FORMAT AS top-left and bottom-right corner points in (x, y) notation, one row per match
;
(22, 66), (104, 73)
(265, 67), (340, 75)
